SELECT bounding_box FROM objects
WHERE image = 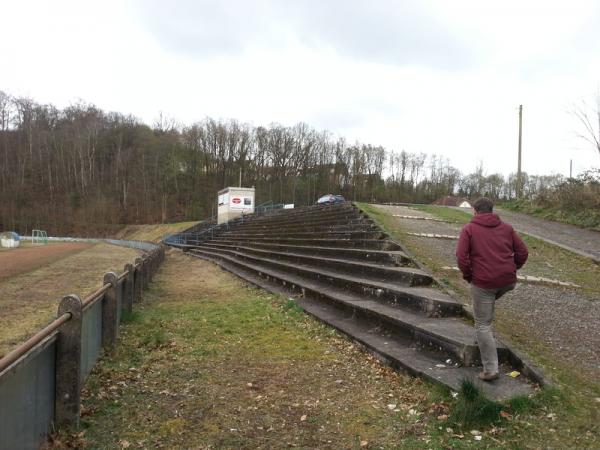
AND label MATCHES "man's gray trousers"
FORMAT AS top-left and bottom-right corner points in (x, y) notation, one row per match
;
(470, 283), (516, 374)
